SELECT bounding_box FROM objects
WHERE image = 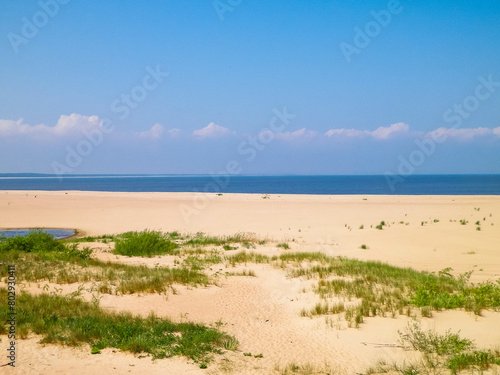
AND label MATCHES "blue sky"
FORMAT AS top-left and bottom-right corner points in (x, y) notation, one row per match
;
(0, 0), (499, 175)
